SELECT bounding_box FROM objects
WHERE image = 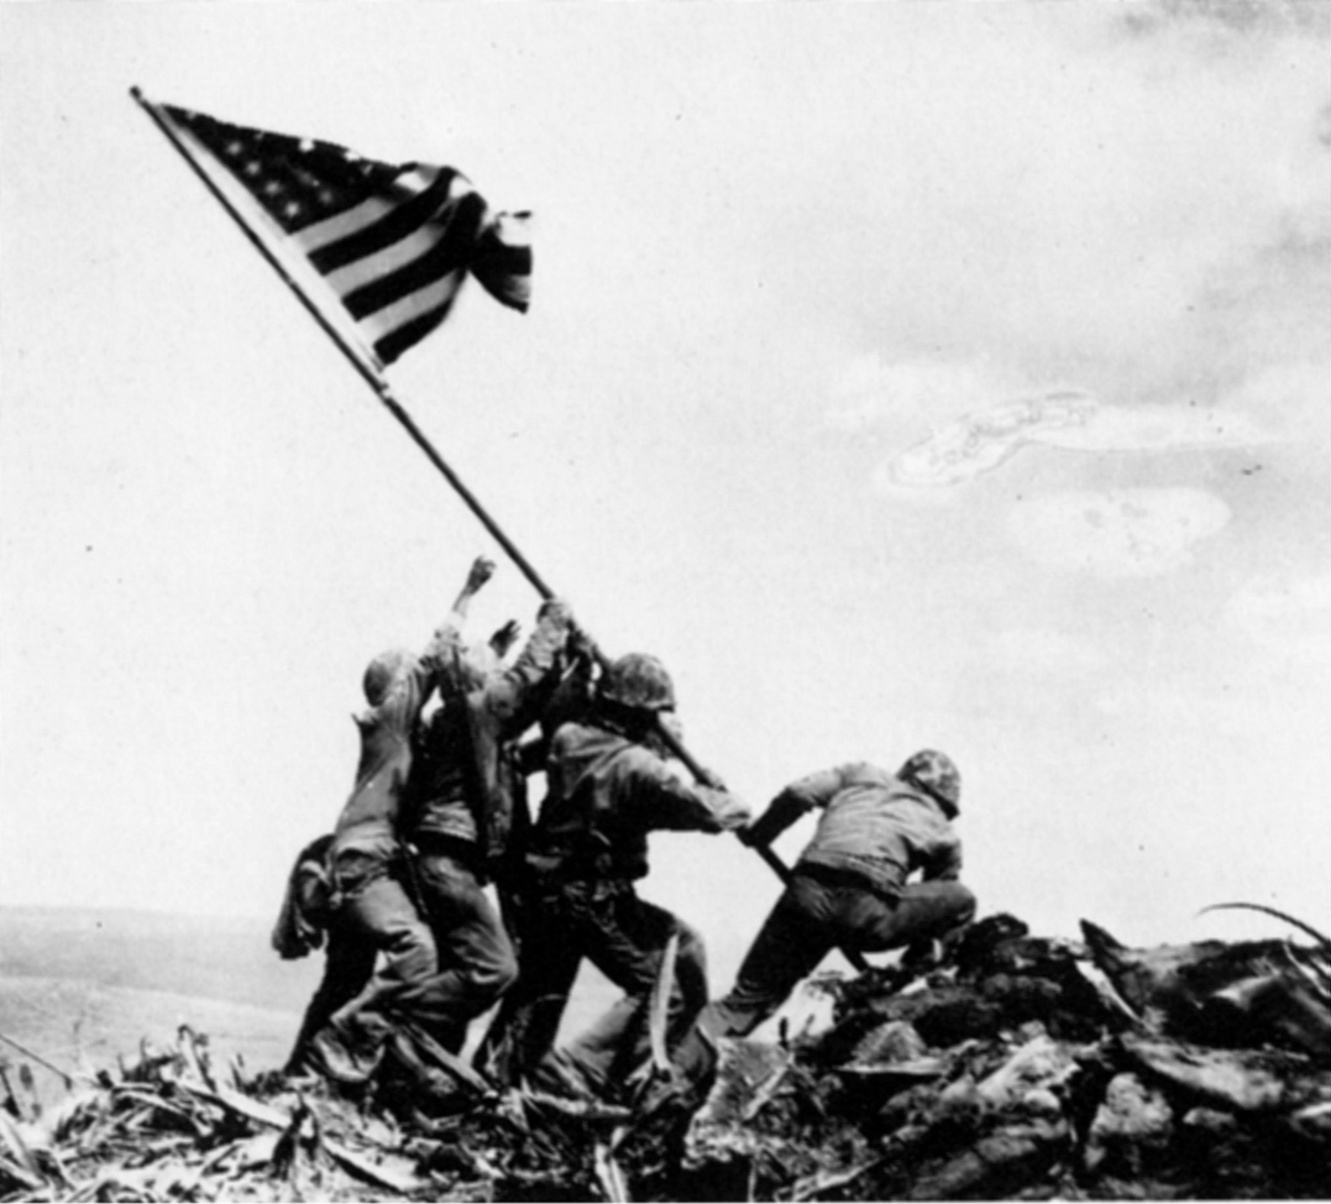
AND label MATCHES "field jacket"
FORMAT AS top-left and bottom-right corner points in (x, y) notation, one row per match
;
(404, 606), (572, 876)
(528, 720), (751, 888)
(329, 628), (456, 869)
(753, 761), (962, 898)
